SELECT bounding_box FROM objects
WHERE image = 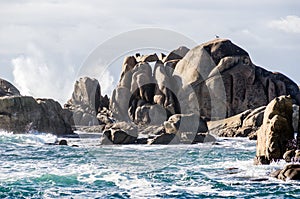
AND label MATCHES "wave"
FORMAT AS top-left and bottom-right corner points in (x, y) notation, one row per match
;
(0, 130), (58, 145)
